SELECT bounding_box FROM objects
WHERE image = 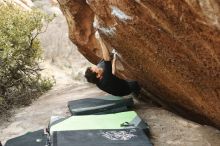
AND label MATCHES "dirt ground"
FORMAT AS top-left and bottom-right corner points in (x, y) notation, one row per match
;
(1, 63), (220, 146)
(136, 103), (220, 146)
